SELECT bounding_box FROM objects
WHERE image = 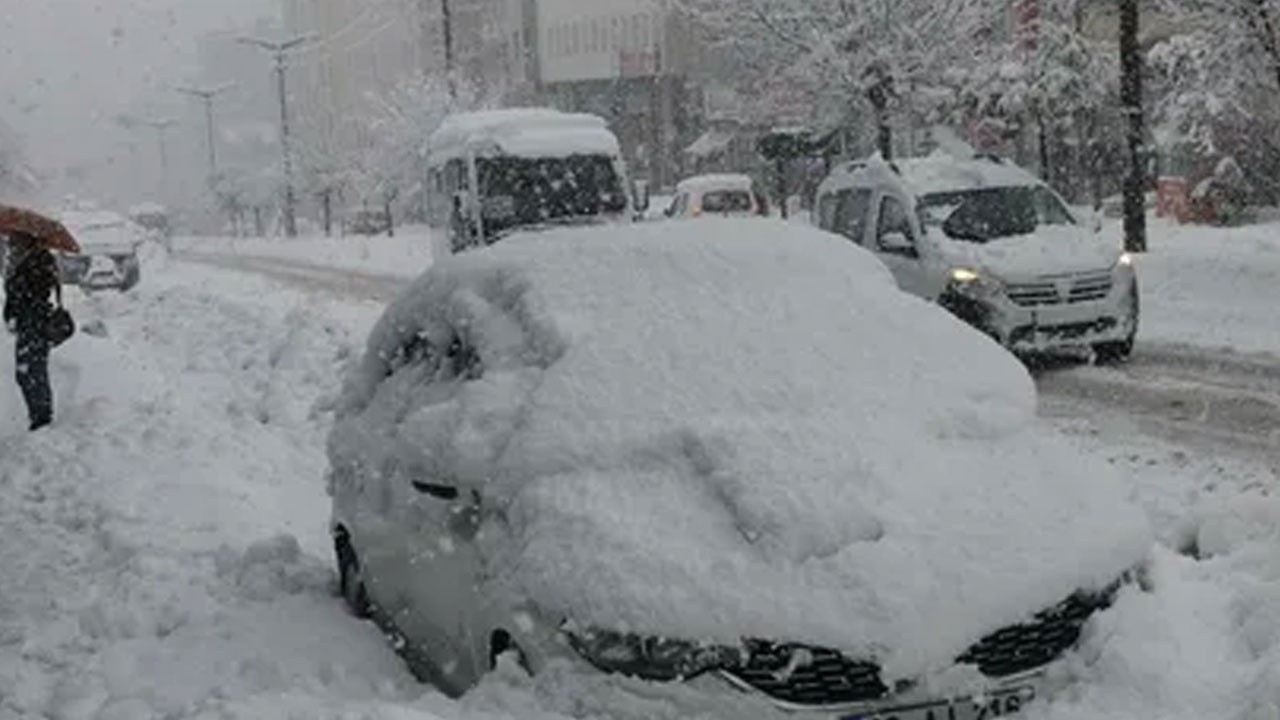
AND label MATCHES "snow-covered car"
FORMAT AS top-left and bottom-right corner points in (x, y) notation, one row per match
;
(815, 153), (1139, 360)
(58, 210), (142, 291)
(128, 202), (172, 239)
(425, 109), (638, 254)
(342, 206), (392, 236)
(666, 173), (762, 219)
(327, 219), (1150, 719)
